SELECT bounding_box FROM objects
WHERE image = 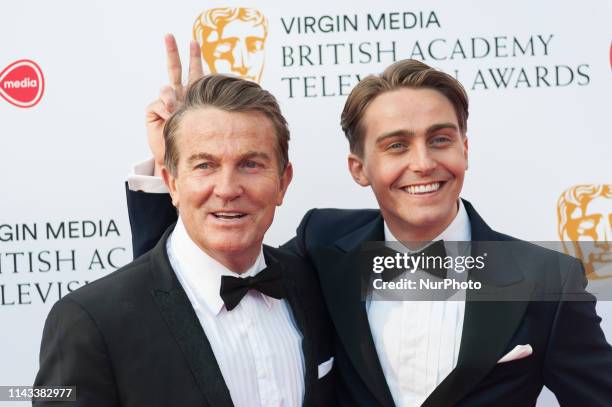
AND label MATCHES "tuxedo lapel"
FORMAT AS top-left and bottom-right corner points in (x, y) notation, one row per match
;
(321, 214), (395, 407)
(423, 200), (533, 407)
(422, 293), (531, 407)
(149, 228), (234, 407)
(263, 246), (317, 407)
